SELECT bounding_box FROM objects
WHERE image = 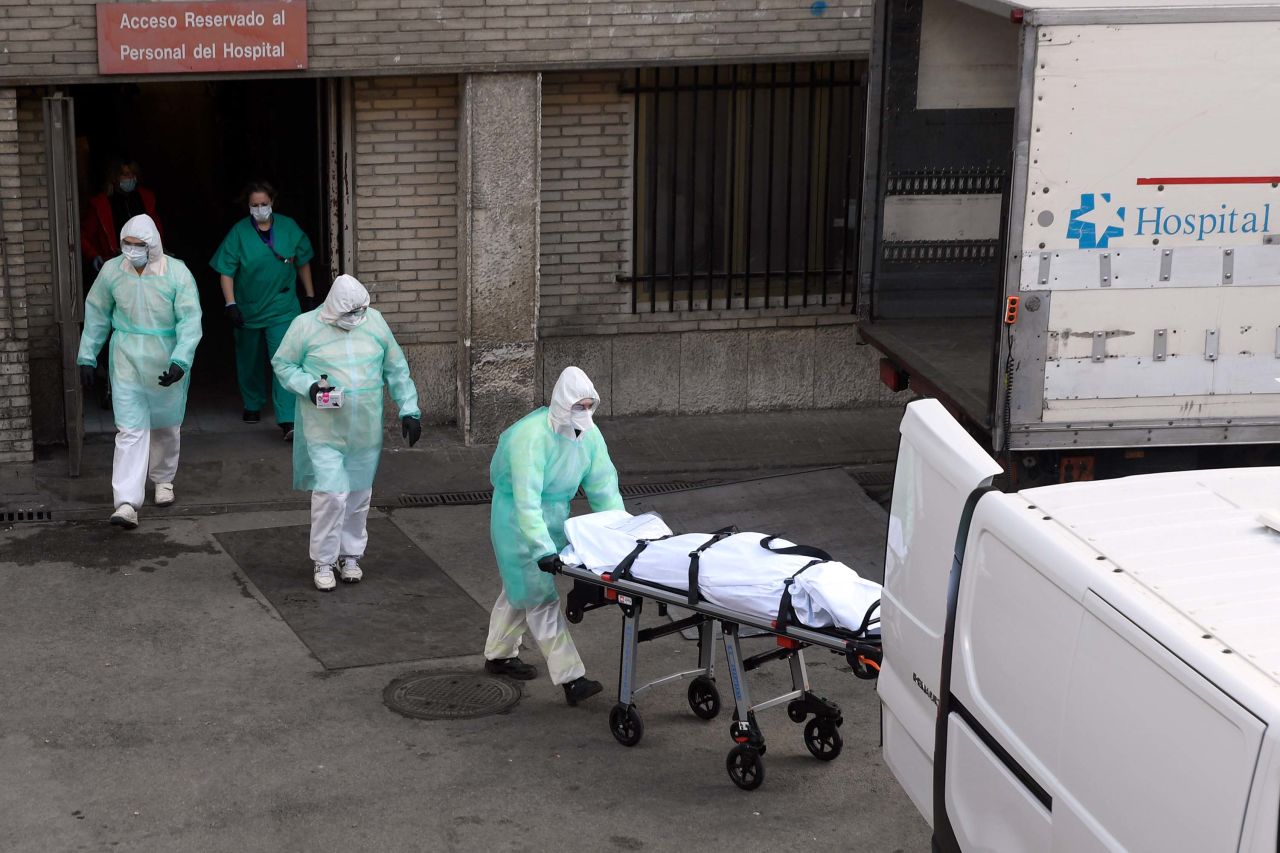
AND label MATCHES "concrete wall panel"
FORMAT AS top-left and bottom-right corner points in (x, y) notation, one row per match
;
(611, 333), (679, 416)
(748, 328), (816, 411)
(679, 332), (748, 414)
